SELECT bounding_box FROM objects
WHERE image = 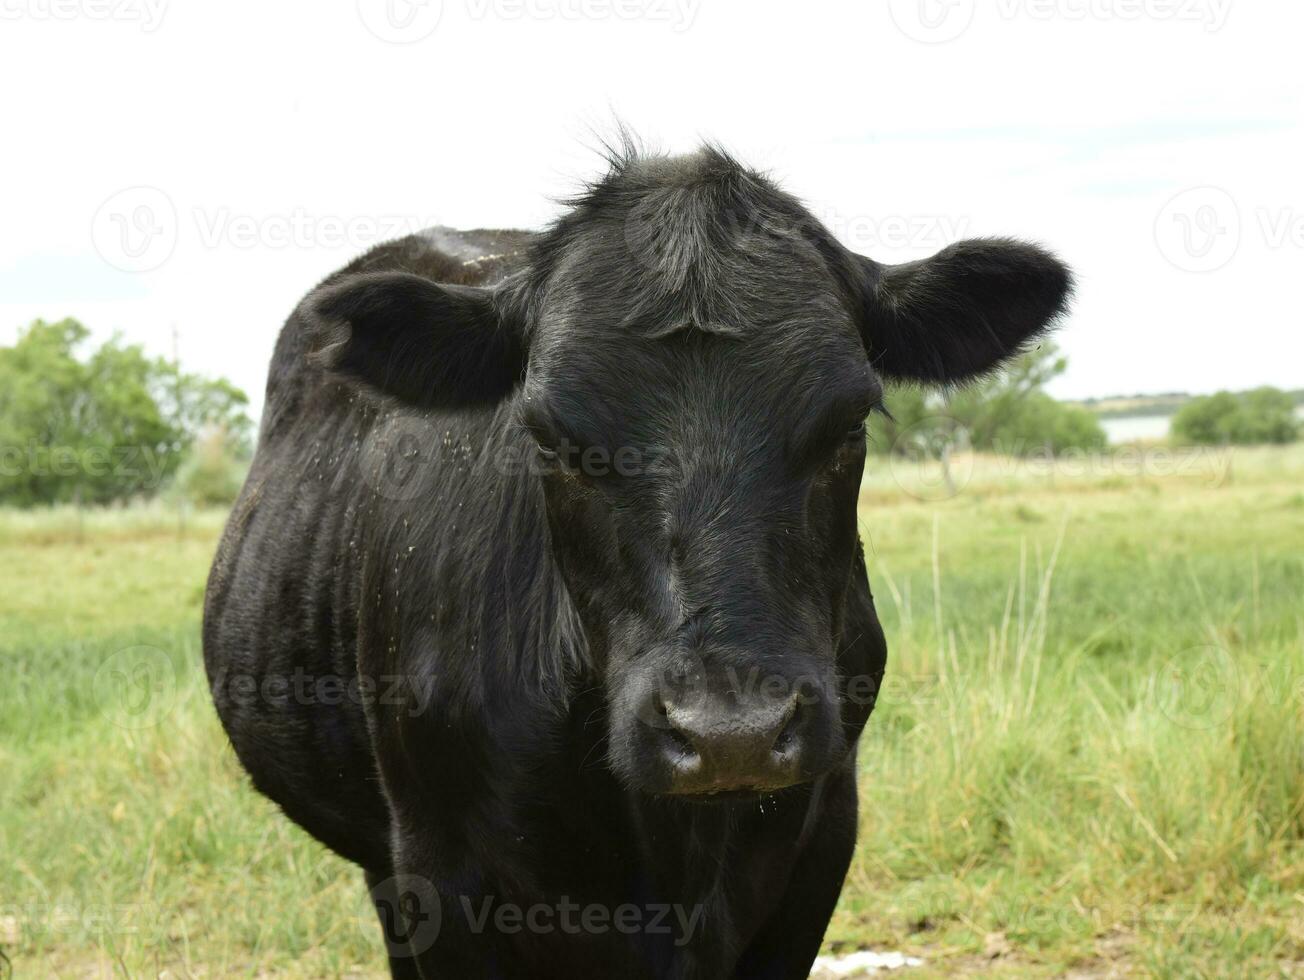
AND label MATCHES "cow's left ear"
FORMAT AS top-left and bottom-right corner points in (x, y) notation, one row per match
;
(303, 271), (527, 409)
(856, 238), (1073, 384)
